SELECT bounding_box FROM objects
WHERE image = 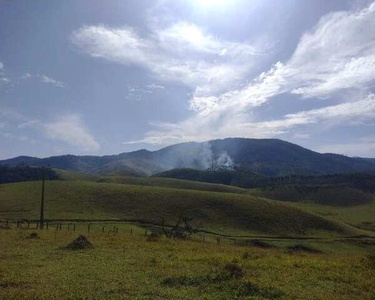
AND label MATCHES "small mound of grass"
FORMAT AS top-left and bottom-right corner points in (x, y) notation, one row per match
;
(26, 232), (39, 239)
(242, 252), (250, 260)
(223, 263), (245, 279)
(66, 235), (93, 250)
(287, 244), (323, 254)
